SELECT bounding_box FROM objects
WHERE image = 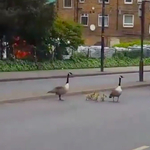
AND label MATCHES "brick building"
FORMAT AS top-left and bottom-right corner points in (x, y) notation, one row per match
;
(56, 0), (150, 46)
